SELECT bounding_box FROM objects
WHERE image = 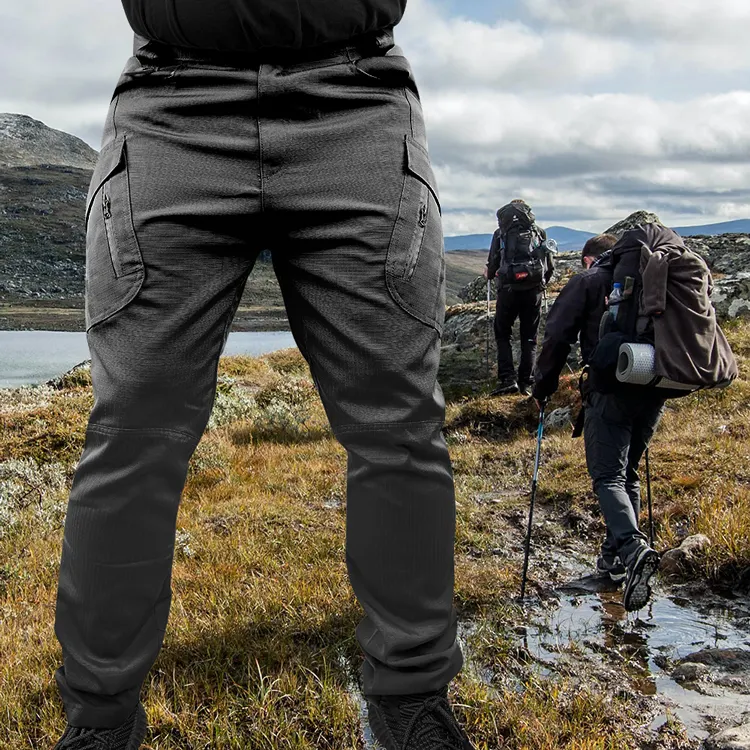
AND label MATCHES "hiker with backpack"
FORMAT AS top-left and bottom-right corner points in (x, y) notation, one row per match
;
(533, 223), (737, 612)
(484, 199), (555, 396)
